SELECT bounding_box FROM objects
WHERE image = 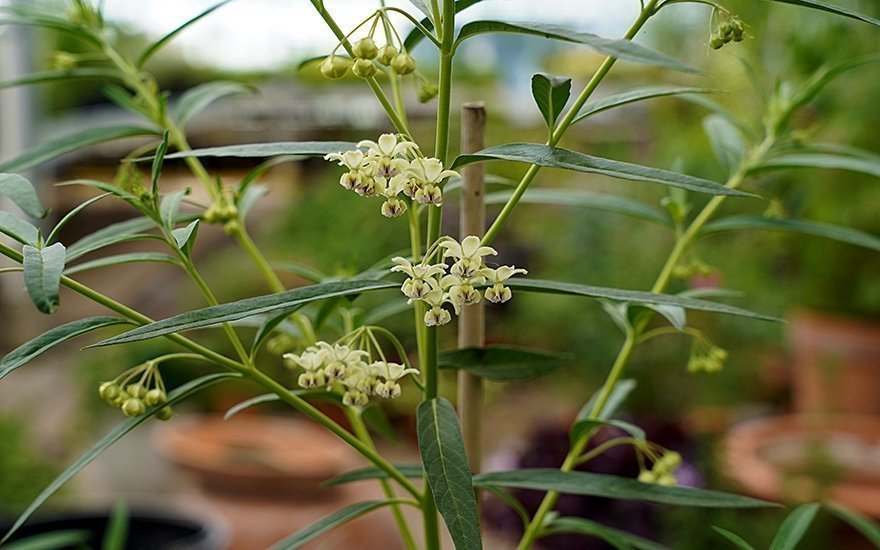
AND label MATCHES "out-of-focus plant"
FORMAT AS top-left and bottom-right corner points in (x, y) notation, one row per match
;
(1, 1), (880, 548)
